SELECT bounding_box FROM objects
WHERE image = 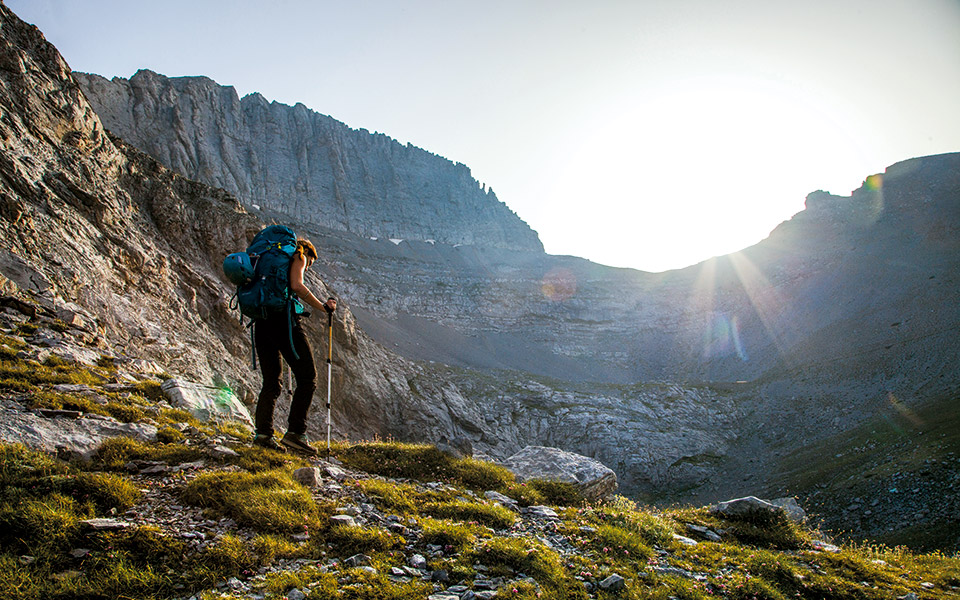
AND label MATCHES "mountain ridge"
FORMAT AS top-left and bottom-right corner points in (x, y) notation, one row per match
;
(74, 69), (543, 253)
